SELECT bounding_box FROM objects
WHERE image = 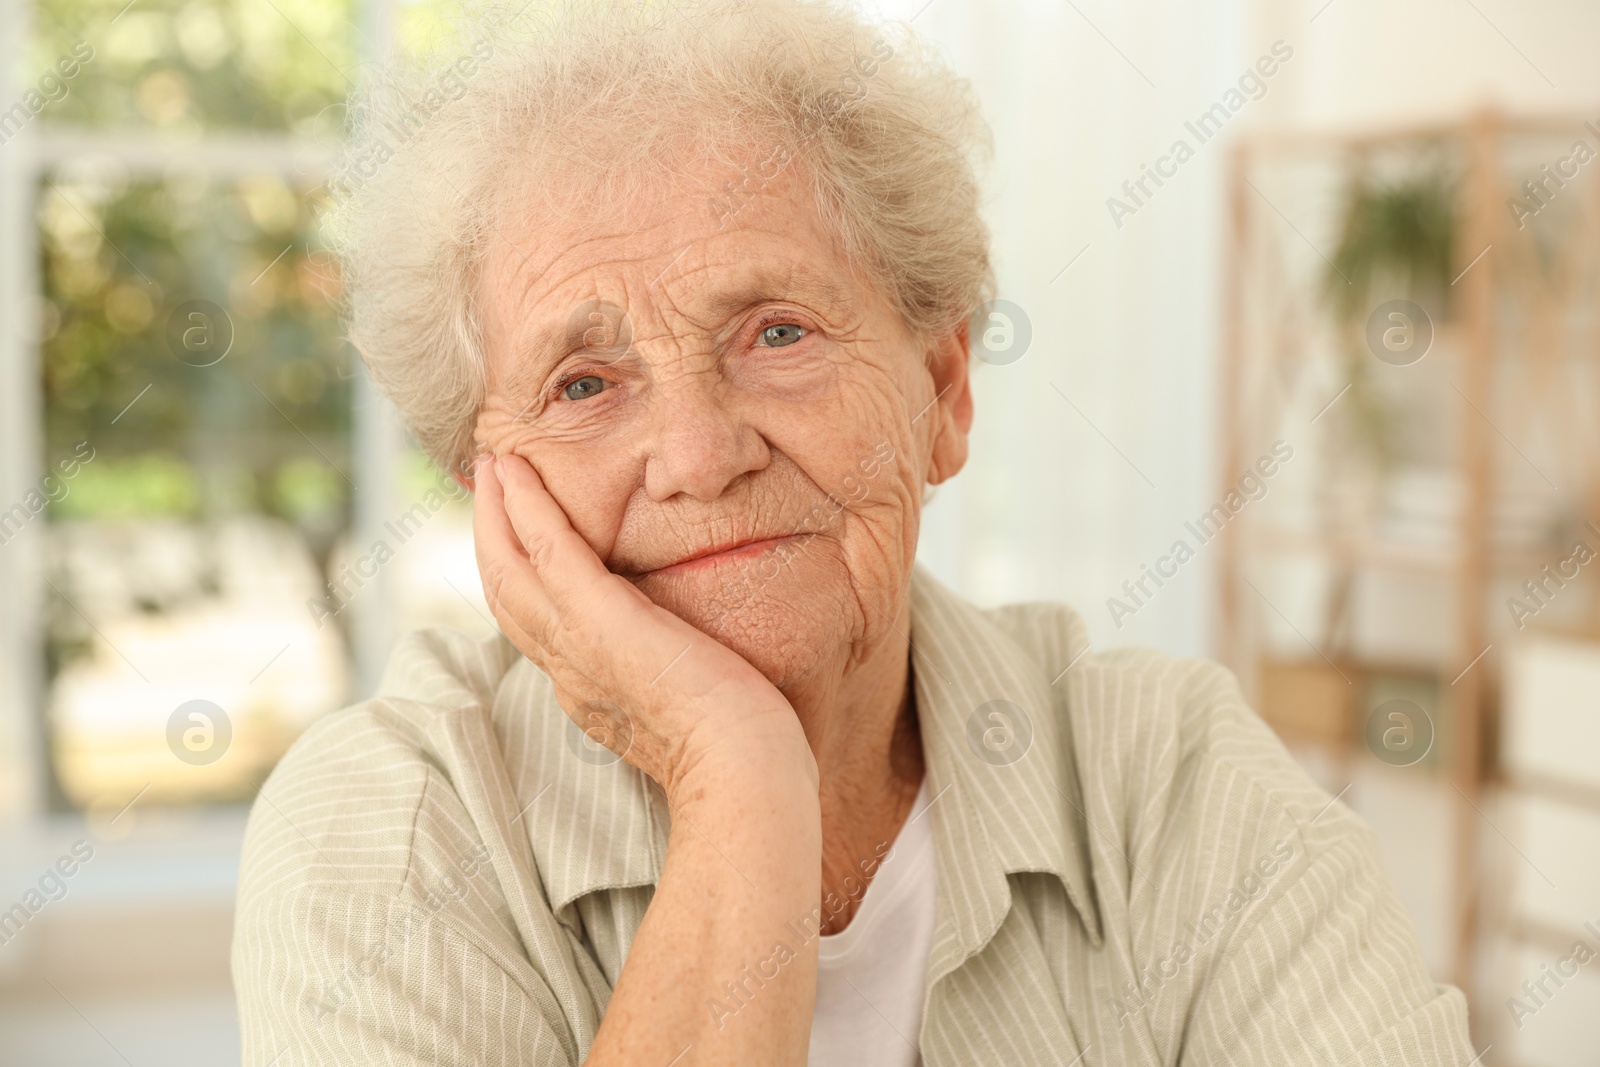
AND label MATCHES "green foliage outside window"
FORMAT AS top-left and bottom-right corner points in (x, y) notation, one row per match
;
(34, 0), (358, 133)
